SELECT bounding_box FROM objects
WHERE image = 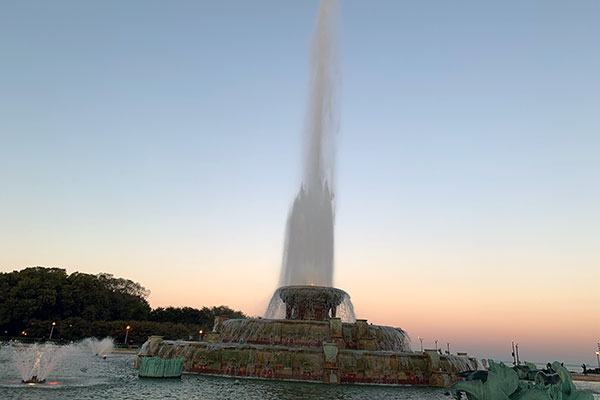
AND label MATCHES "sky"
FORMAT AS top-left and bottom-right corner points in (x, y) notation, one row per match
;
(1, 0), (599, 365)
